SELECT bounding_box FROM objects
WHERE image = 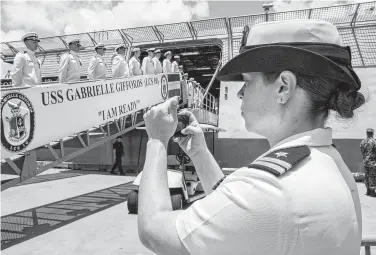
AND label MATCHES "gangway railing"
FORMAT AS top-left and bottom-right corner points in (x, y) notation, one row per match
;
(190, 83), (216, 113)
(0, 73), (187, 189)
(184, 81), (218, 127)
(203, 53), (222, 100)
